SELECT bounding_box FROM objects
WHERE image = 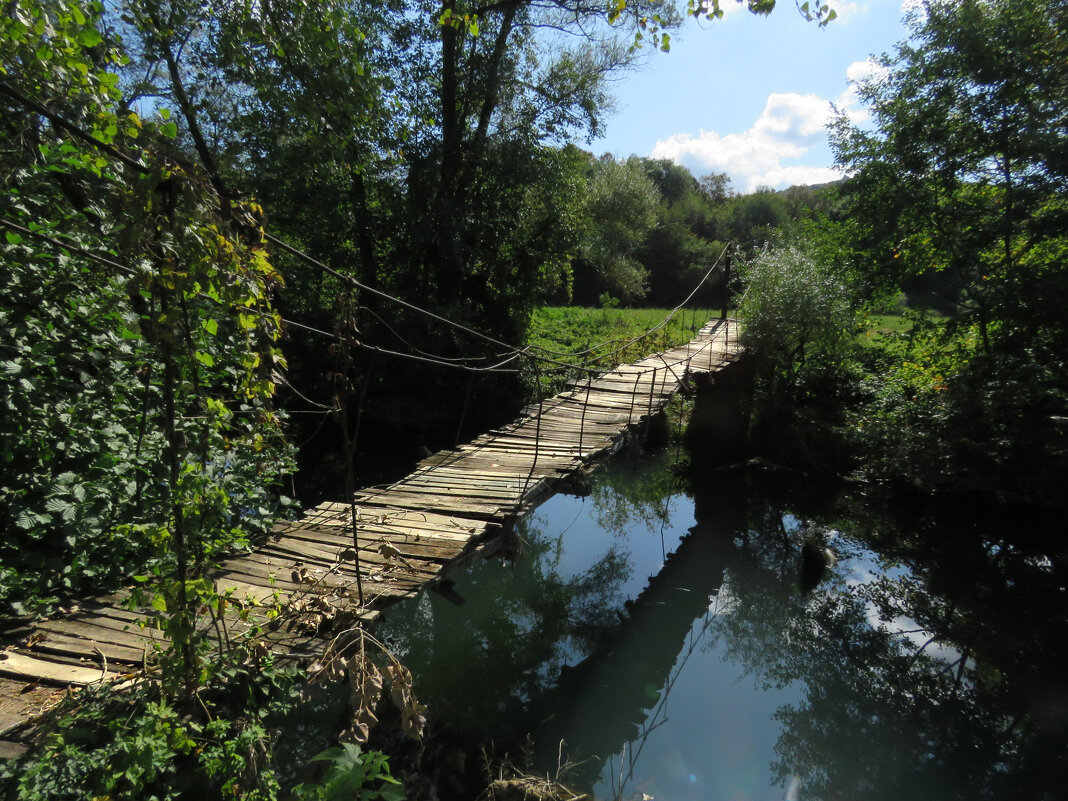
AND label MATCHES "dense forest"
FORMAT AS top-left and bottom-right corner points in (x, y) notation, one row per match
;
(0, 0), (1065, 798)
